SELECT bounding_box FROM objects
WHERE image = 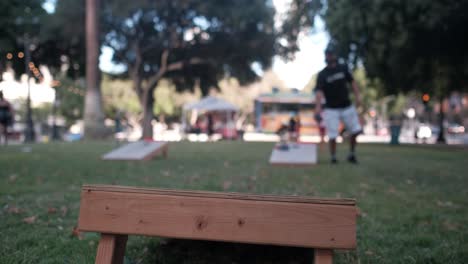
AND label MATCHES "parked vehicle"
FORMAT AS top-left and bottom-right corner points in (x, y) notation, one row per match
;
(447, 123), (465, 134)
